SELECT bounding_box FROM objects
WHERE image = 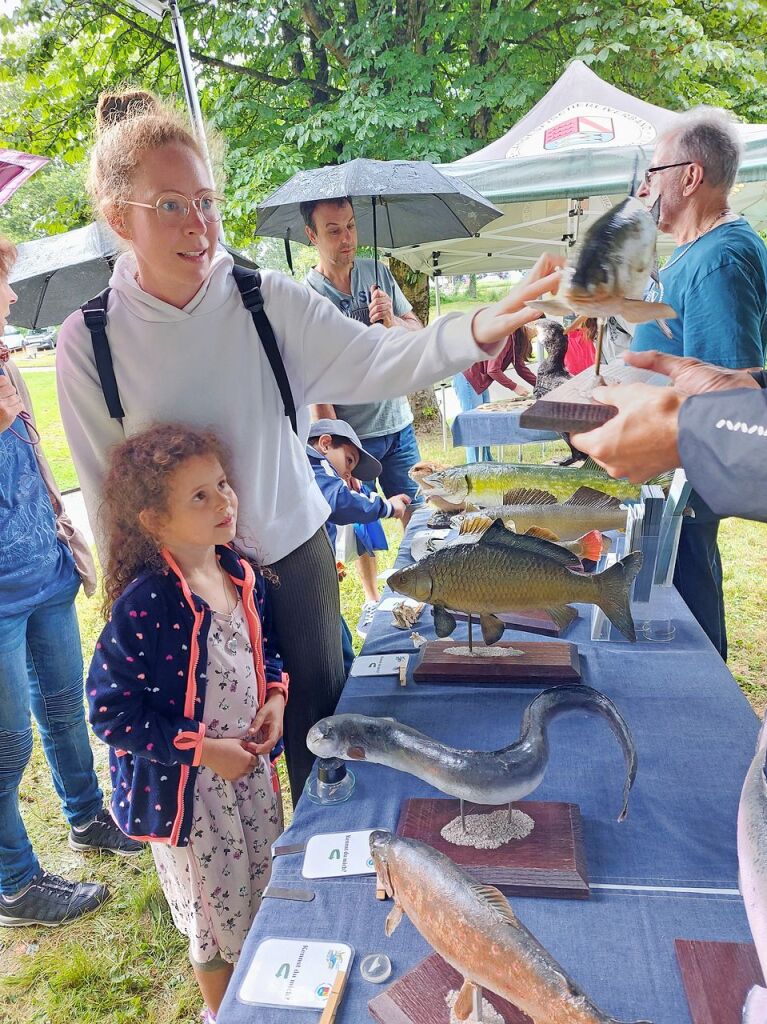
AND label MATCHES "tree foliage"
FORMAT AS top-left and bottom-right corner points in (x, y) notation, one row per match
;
(1, 0), (765, 247)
